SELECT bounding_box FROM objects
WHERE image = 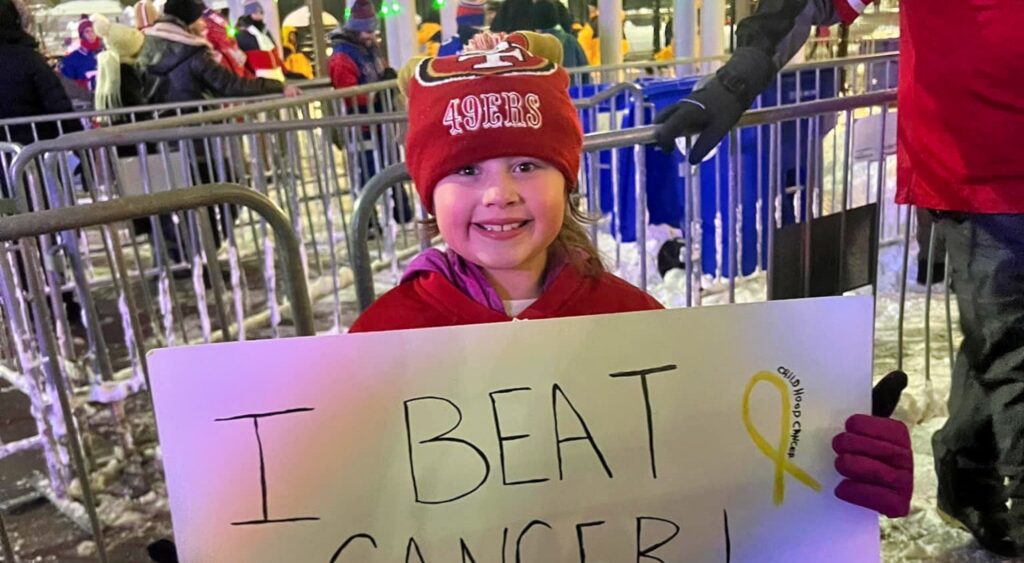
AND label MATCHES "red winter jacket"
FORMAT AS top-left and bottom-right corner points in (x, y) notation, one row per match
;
(349, 267), (663, 333)
(890, 0), (1024, 213)
(739, 0), (1024, 214)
